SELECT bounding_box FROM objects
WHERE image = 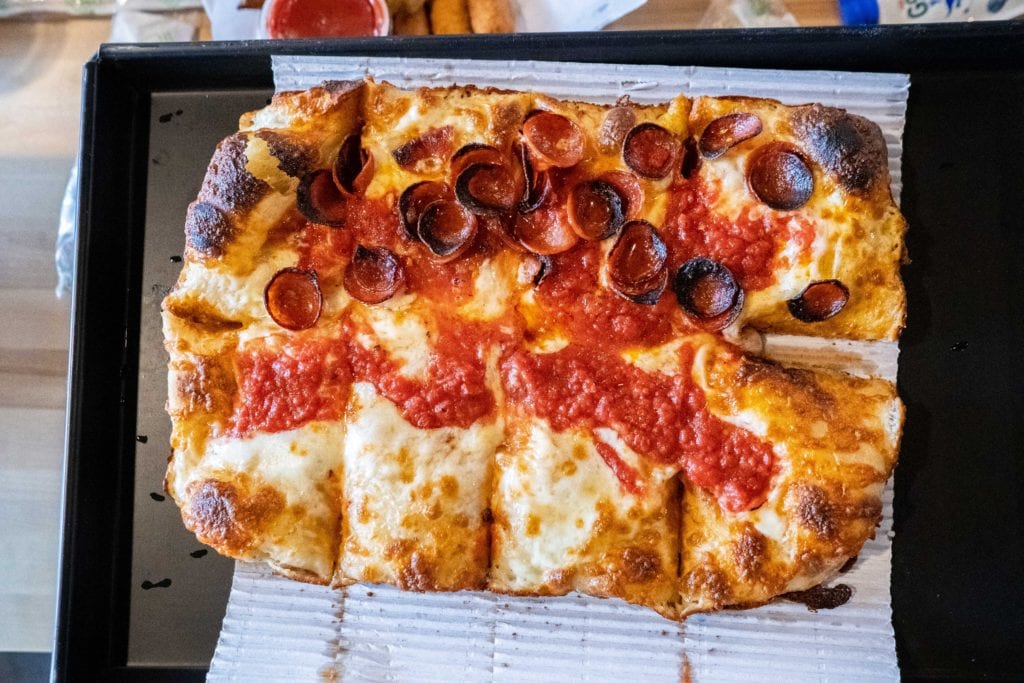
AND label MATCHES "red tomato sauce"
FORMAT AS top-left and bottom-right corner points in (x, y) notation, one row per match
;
(231, 337), (351, 436)
(230, 317), (496, 436)
(344, 317), (496, 430)
(662, 178), (813, 291)
(501, 343), (775, 512)
(535, 242), (677, 349)
(266, 0), (385, 39)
